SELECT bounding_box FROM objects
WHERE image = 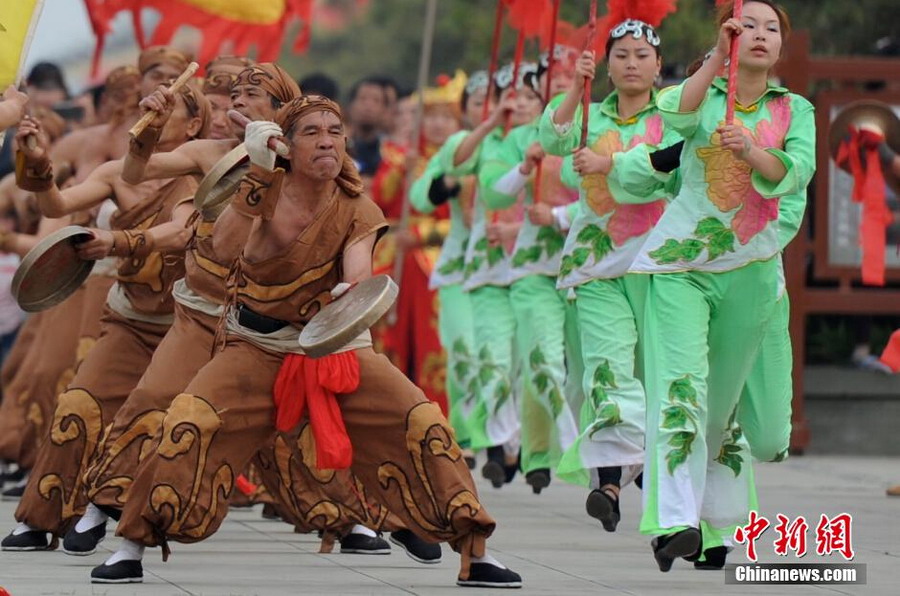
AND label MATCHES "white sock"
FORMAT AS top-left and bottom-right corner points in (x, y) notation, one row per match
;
(350, 524), (377, 538)
(472, 553), (506, 569)
(104, 539), (144, 565)
(74, 503), (108, 533)
(12, 522), (38, 536)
